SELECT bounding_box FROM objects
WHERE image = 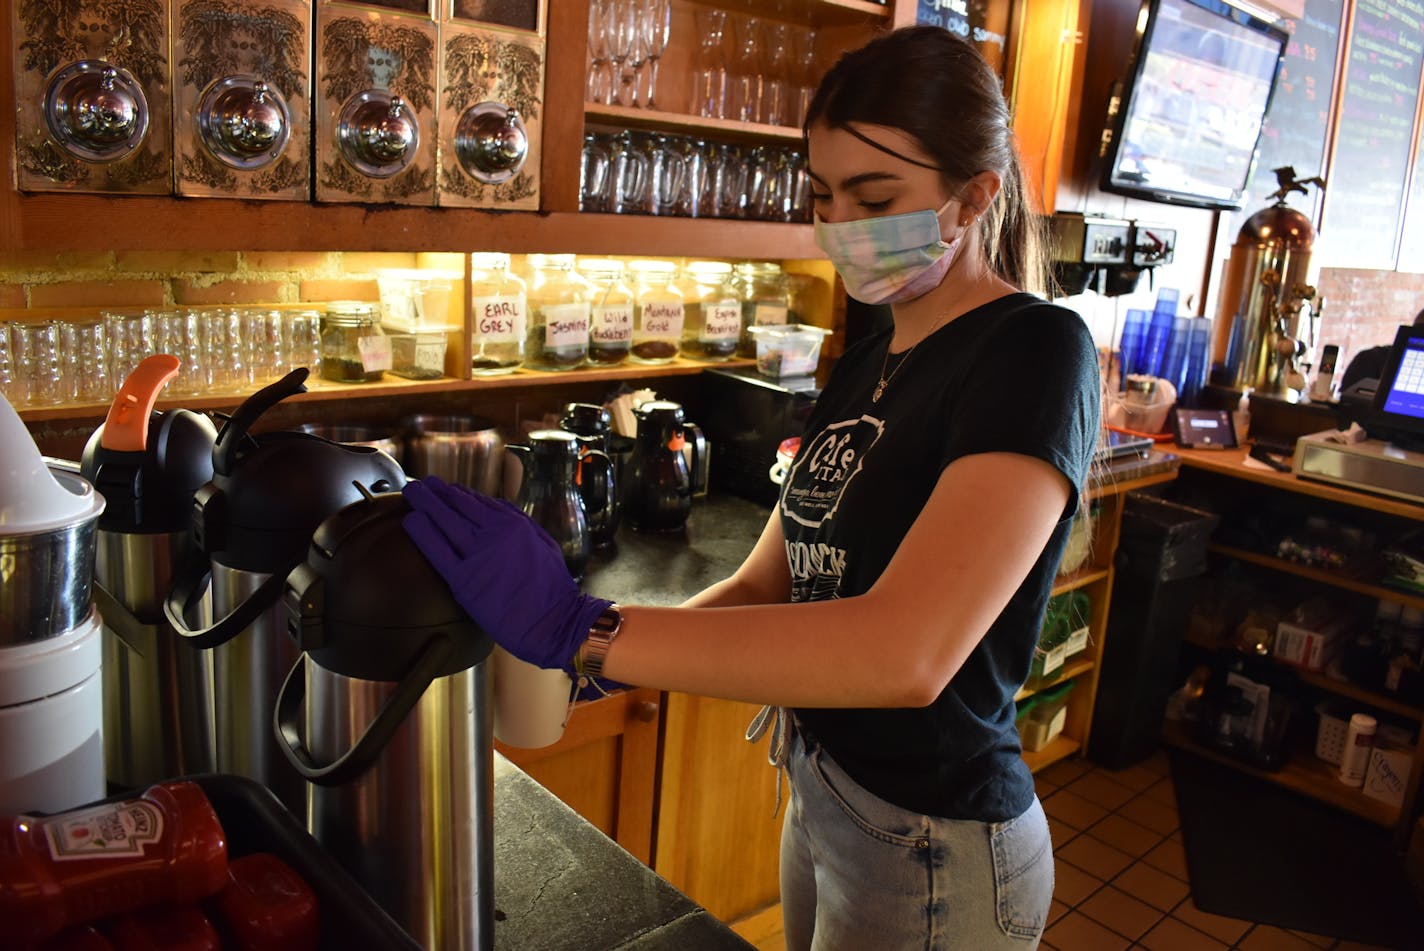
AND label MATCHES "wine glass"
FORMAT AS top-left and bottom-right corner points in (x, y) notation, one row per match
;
(622, 0), (652, 107)
(603, 0), (636, 106)
(586, 0), (613, 104)
(692, 8), (728, 119)
(730, 15), (764, 124)
(761, 21), (792, 128)
(791, 26), (819, 127)
(640, 0), (672, 111)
